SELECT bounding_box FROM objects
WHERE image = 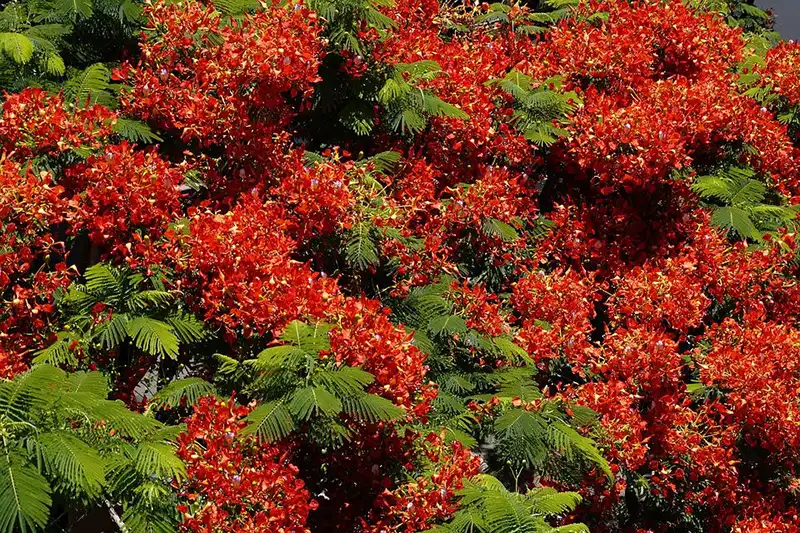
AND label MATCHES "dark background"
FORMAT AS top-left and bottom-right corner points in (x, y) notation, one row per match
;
(757, 0), (799, 39)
